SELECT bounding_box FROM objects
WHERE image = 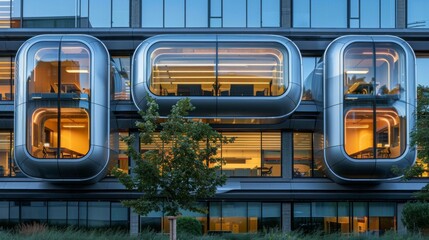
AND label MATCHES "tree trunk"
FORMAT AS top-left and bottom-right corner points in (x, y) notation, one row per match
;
(168, 216), (177, 240)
